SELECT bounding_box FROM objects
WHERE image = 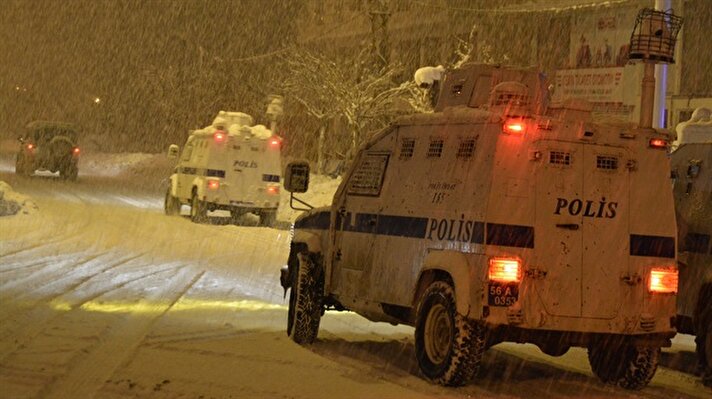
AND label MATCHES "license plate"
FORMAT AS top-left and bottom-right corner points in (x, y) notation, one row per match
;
(487, 282), (519, 307)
